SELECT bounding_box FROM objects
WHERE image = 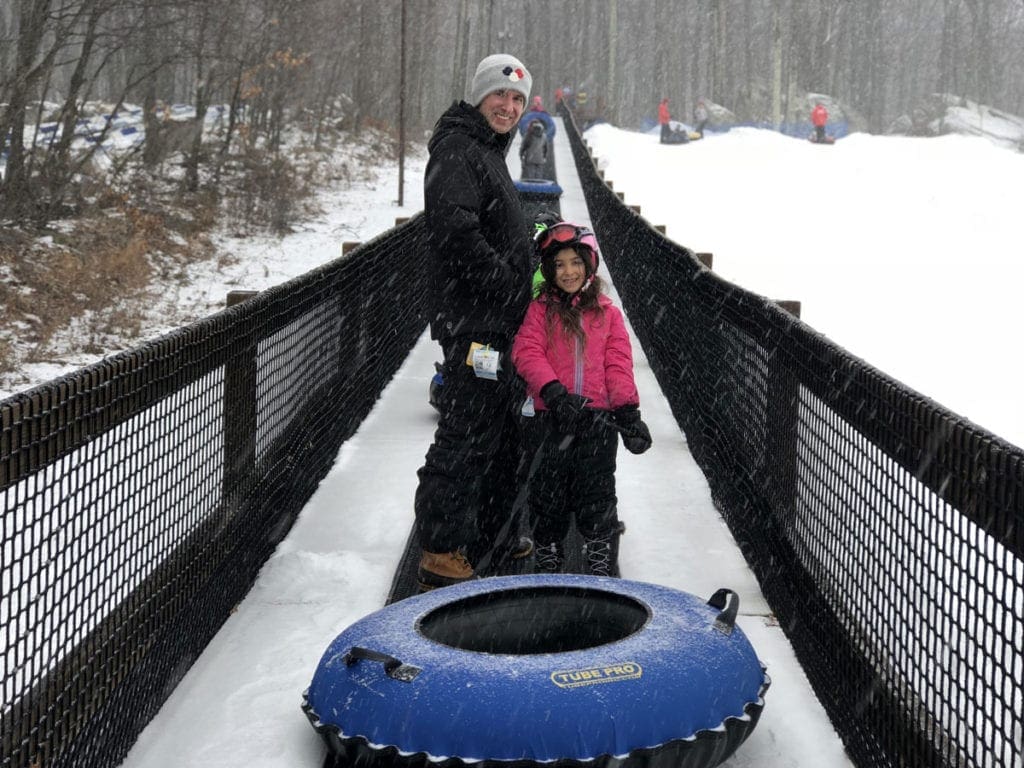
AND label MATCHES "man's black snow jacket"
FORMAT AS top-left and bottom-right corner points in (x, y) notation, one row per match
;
(423, 100), (533, 343)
